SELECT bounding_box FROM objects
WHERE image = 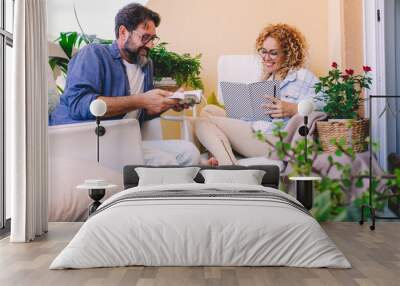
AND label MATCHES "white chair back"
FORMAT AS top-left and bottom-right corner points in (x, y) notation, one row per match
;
(217, 54), (263, 103)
